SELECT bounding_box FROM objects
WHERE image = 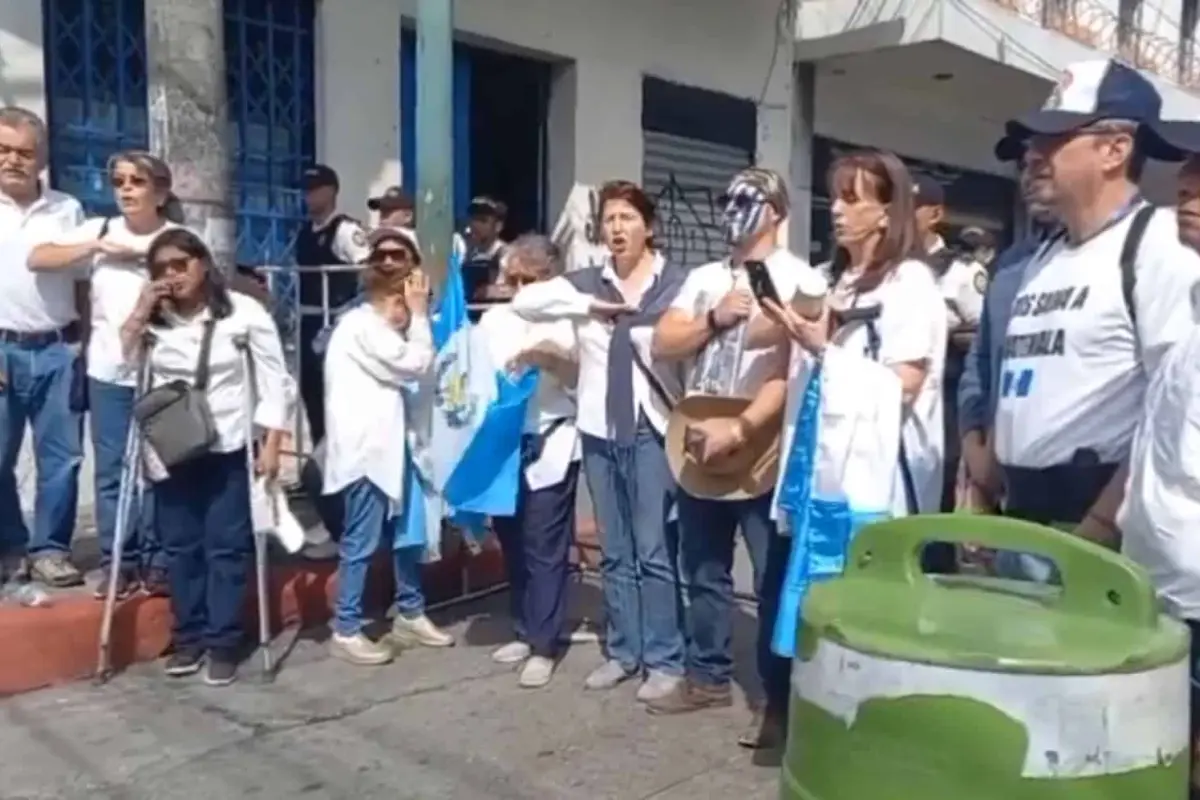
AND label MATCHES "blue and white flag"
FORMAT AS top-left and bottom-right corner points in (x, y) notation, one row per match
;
(427, 246), (536, 524)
